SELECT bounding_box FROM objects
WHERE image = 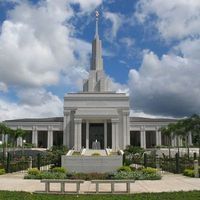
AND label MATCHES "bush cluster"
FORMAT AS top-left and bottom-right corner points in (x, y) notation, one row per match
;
(91, 153), (101, 156)
(24, 165), (161, 181)
(112, 168), (161, 180)
(67, 172), (110, 180)
(0, 169), (5, 175)
(51, 167), (66, 174)
(117, 166), (132, 172)
(25, 167), (66, 180)
(183, 169), (195, 177)
(141, 167), (157, 174)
